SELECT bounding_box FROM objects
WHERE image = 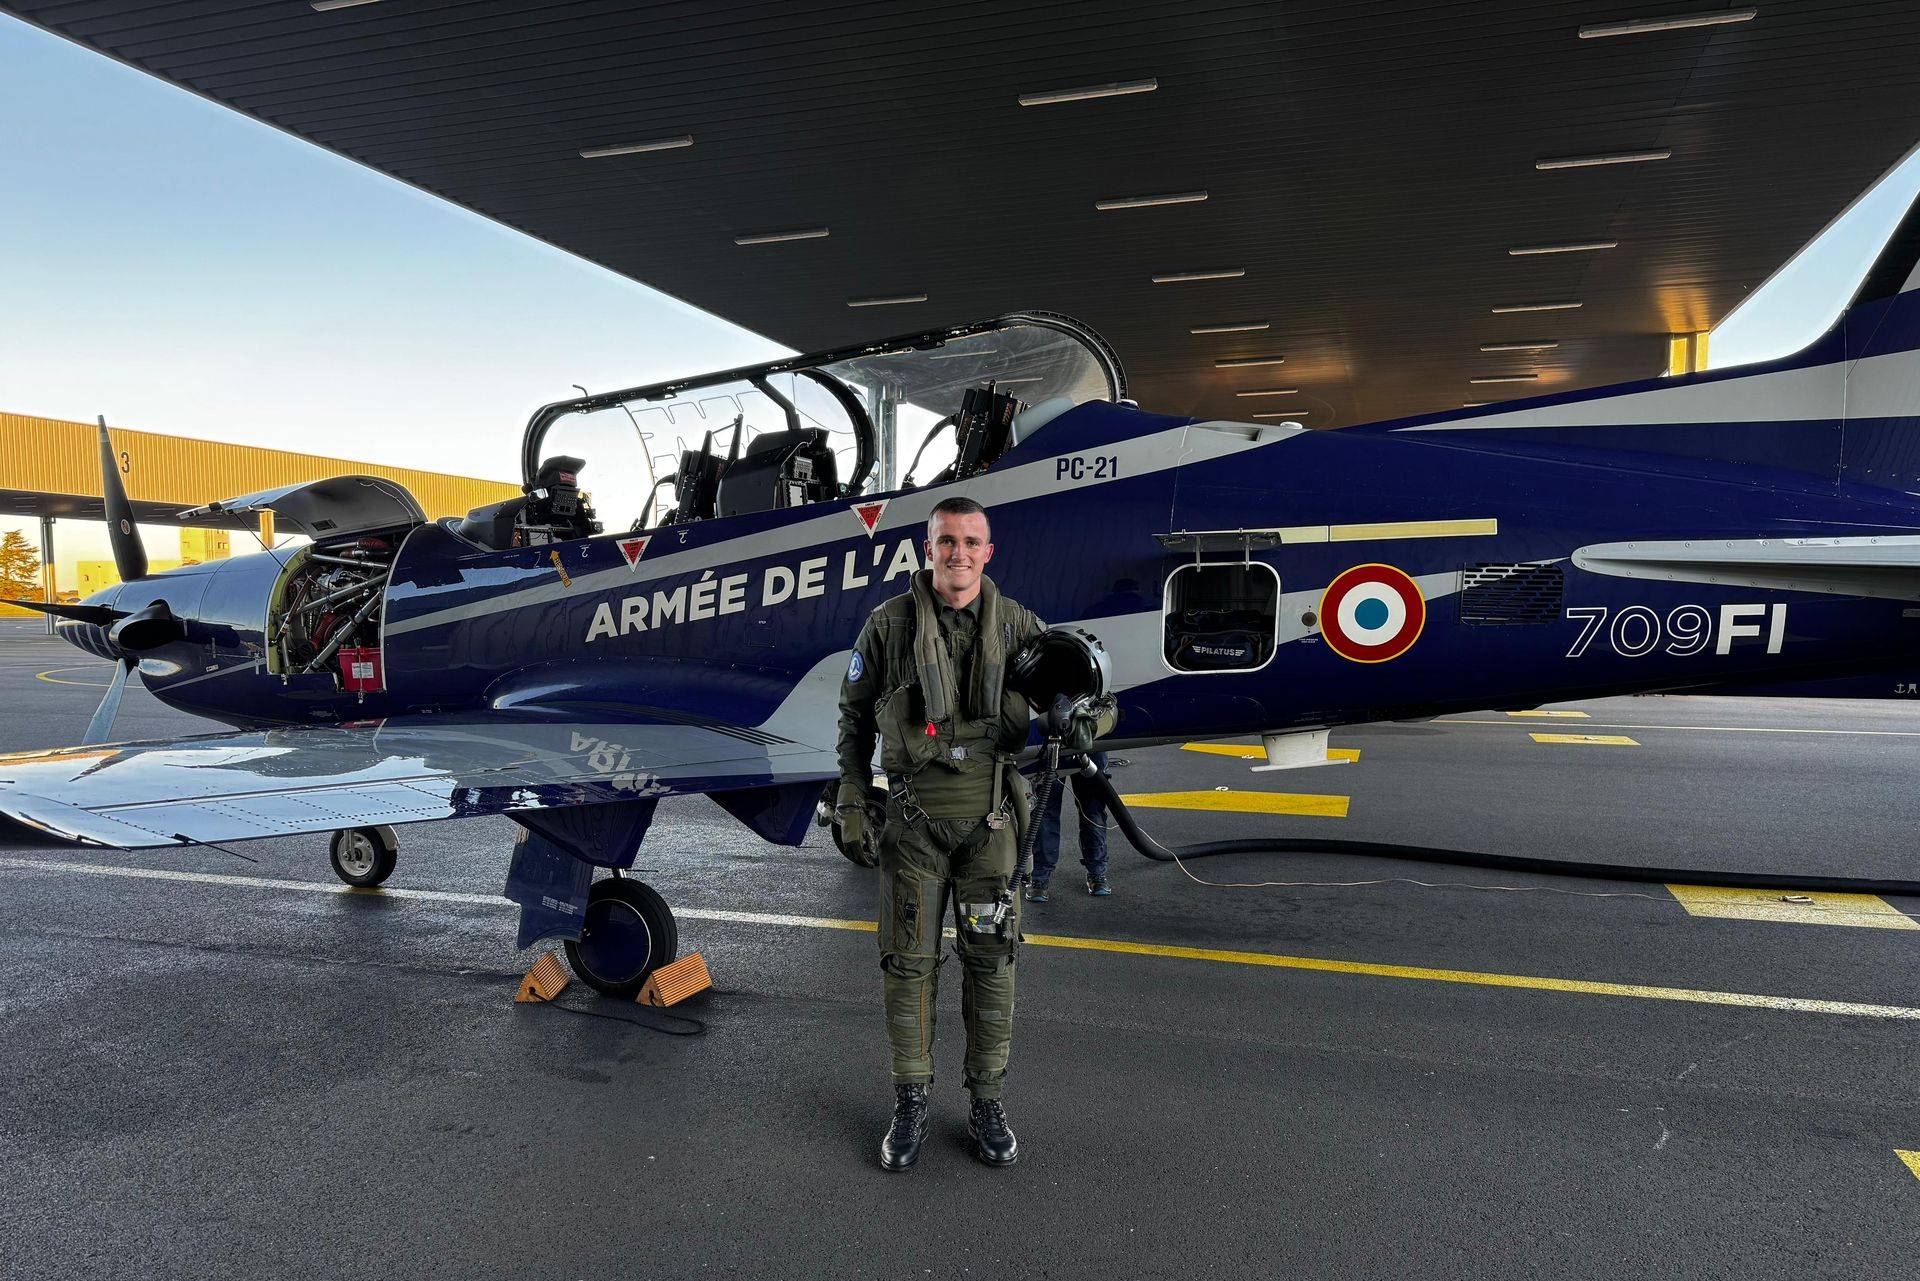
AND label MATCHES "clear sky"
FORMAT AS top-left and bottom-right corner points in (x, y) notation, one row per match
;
(2, 14), (1917, 577)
